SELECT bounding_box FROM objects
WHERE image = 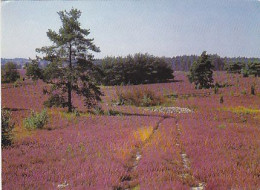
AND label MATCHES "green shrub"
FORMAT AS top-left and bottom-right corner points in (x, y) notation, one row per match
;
(217, 124), (226, 129)
(1, 62), (20, 83)
(241, 89), (247, 95)
(1, 109), (15, 147)
(23, 109), (48, 130)
(93, 106), (104, 115)
(13, 79), (23, 88)
(105, 109), (122, 116)
(43, 94), (66, 108)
